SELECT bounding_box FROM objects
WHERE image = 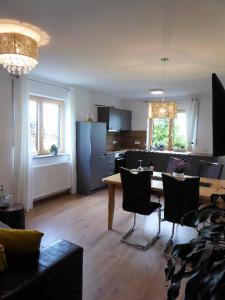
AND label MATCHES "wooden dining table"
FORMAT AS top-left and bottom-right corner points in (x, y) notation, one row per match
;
(102, 172), (225, 230)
